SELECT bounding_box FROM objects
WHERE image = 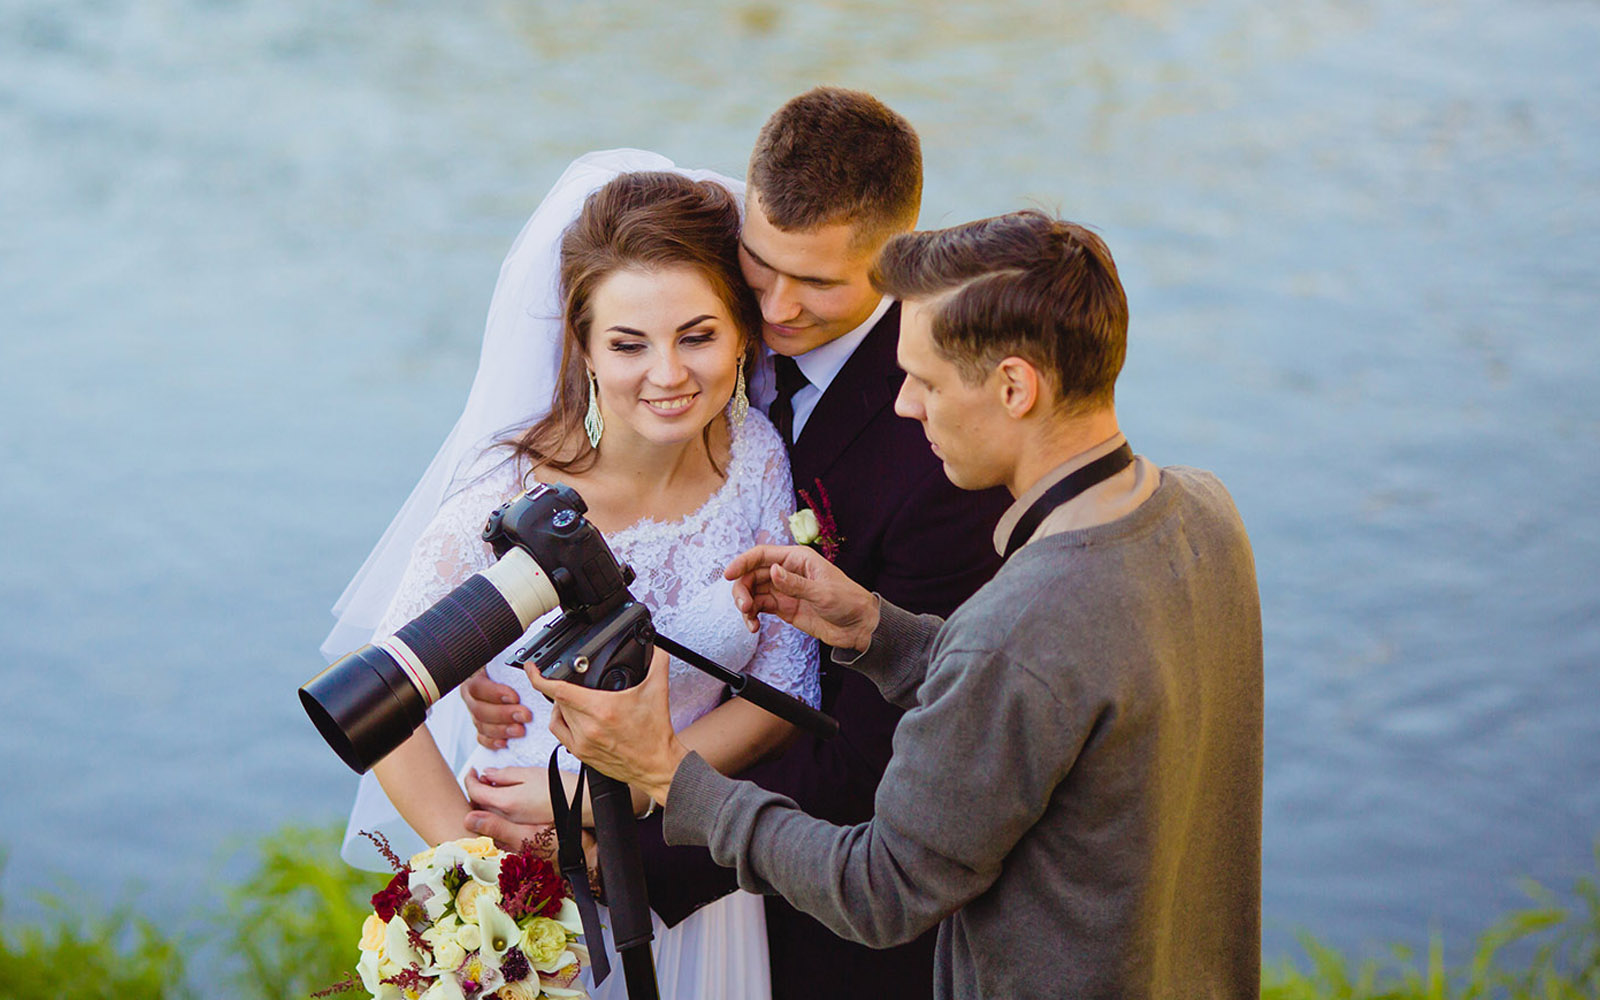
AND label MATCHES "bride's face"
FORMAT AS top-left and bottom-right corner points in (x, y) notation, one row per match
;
(586, 265), (744, 450)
